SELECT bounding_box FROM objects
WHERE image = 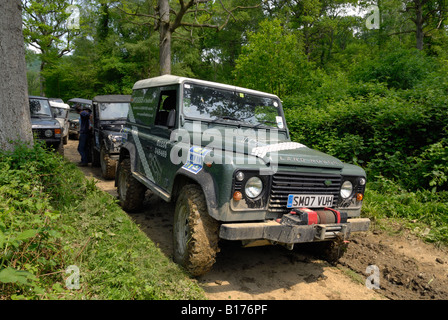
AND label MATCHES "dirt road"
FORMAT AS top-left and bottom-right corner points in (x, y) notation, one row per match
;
(65, 140), (448, 300)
